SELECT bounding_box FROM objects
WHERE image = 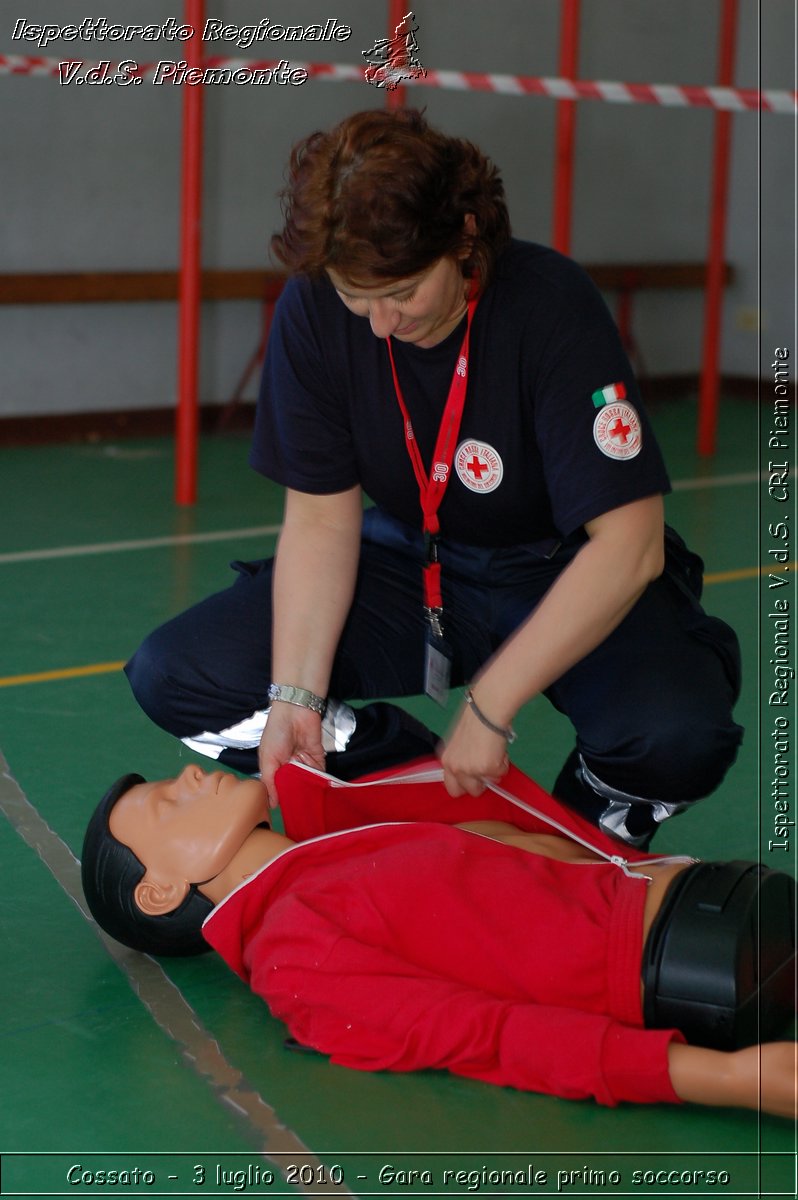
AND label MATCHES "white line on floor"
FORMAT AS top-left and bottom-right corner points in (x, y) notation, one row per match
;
(0, 525), (282, 565)
(0, 749), (355, 1195)
(0, 471), (763, 566)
